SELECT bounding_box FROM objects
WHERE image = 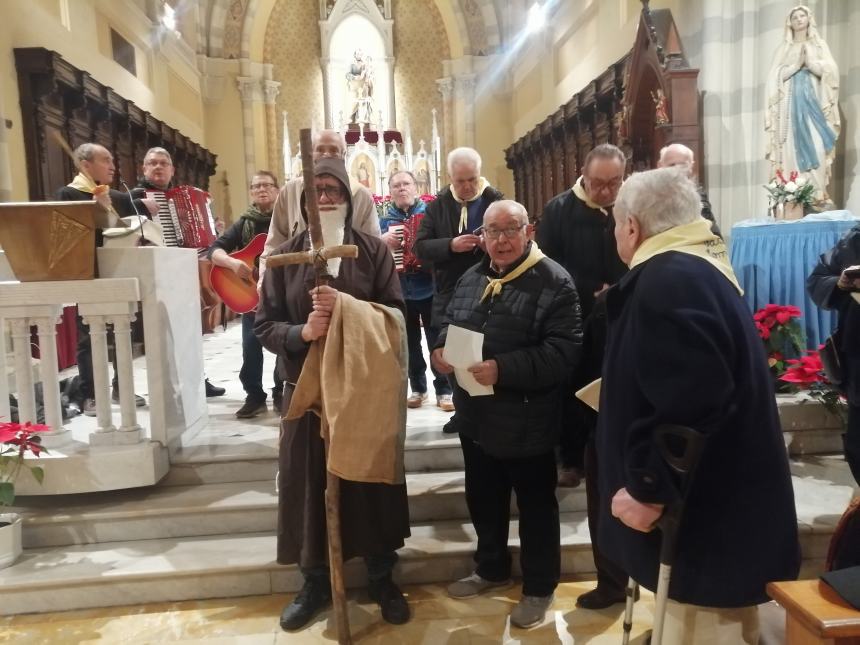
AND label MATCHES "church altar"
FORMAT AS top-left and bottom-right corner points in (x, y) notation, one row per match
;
(730, 212), (859, 349)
